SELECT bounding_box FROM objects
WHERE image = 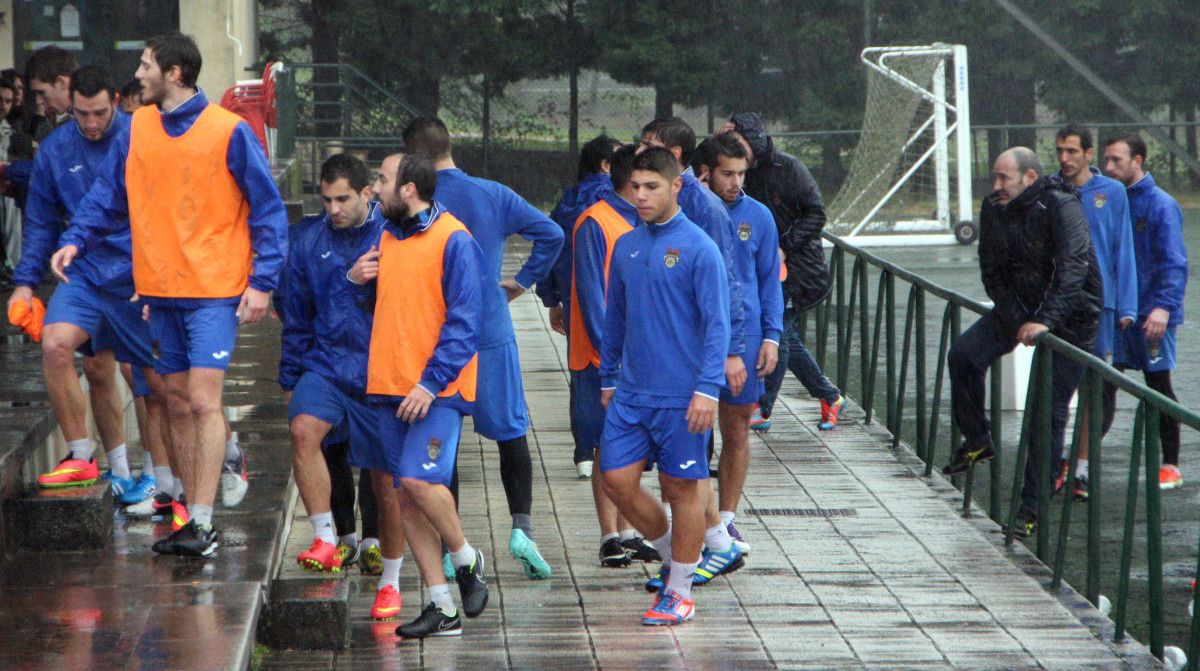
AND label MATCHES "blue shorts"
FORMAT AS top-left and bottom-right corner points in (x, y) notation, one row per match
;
(720, 336), (766, 405)
(375, 404), (463, 486)
(570, 365), (604, 462)
(472, 339), (529, 441)
(600, 398), (710, 480)
(148, 305), (239, 375)
(1093, 309), (1117, 361)
(131, 366), (151, 398)
(289, 371), (381, 470)
(1114, 322), (1176, 372)
(44, 279), (154, 368)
